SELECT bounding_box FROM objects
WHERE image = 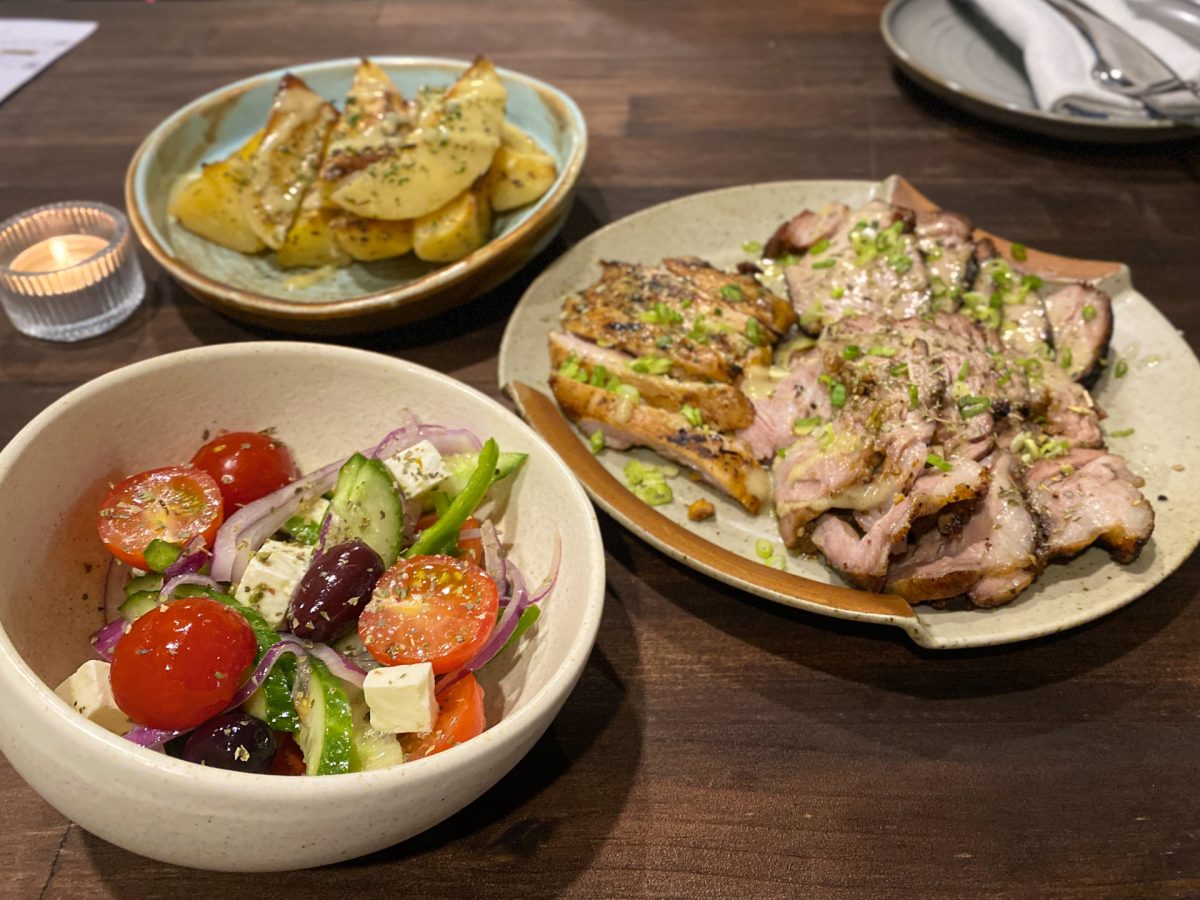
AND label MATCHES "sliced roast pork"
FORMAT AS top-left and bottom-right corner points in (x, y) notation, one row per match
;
(1043, 284), (1113, 385)
(1025, 448), (1154, 564)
